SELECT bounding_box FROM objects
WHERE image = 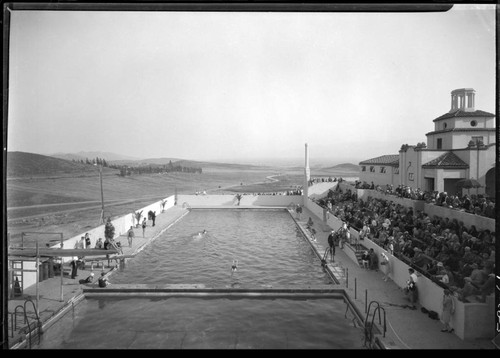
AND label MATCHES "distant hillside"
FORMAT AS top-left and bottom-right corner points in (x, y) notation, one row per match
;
(50, 151), (142, 162)
(6, 151), (117, 178)
(7, 151), (272, 178)
(325, 163), (359, 171)
(109, 158), (270, 171)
